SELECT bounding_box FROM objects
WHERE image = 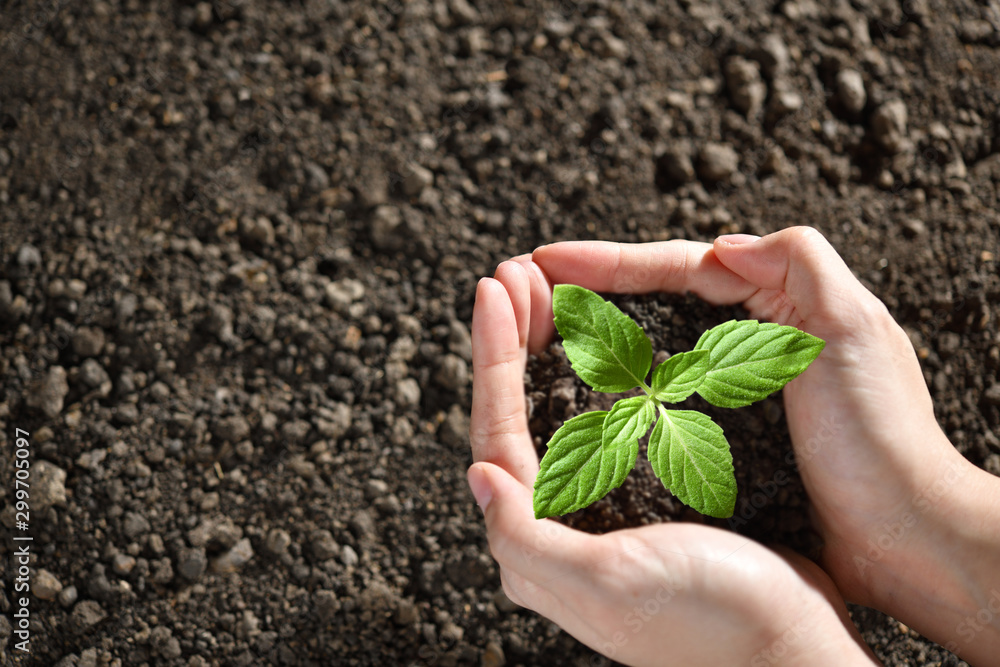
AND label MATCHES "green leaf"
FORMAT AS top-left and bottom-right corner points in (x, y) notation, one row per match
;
(693, 320), (825, 408)
(602, 395), (656, 457)
(648, 409), (736, 518)
(533, 410), (638, 519)
(651, 350), (710, 402)
(552, 285), (652, 393)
